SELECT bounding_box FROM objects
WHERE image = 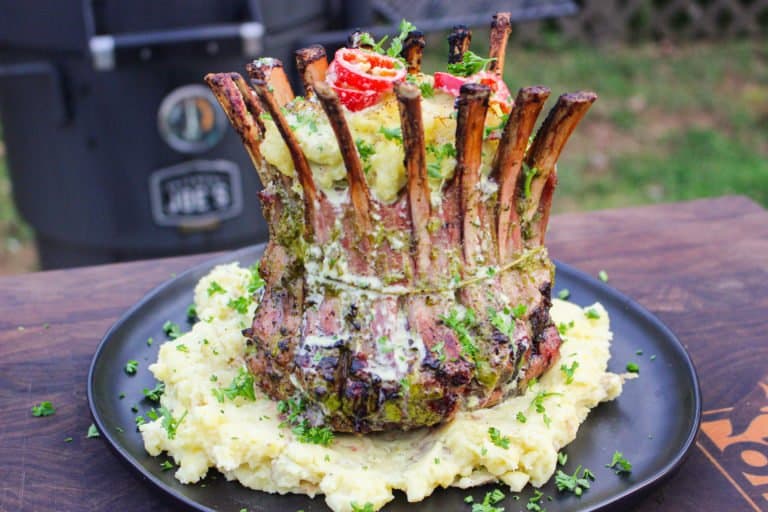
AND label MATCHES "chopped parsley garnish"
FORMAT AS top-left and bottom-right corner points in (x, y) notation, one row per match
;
(557, 288), (571, 300)
(419, 82), (435, 98)
(447, 50), (496, 76)
(488, 307), (515, 339)
(432, 341), (446, 362)
(176, 344), (189, 353)
(560, 361), (579, 384)
(426, 142), (456, 179)
(115, 426), (125, 433)
(160, 460), (174, 471)
(650, 354), (657, 361)
(585, 308), (601, 320)
(277, 396), (334, 446)
(355, 138), (375, 175)
(186, 303), (197, 322)
(471, 489), (505, 512)
(606, 451), (632, 474)
(158, 406), (187, 440)
(135, 415), (146, 427)
(522, 164), (538, 199)
(64, 437), (73, 443)
(516, 411), (527, 423)
(31, 401), (55, 417)
(434, 457), (440, 464)
(350, 502), (374, 512)
(124, 359), (138, 375)
(464, 495), (474, 503)
(207, 281), (225, 296)
(86, 423), (100, 438)
(598, 270), (609, 282)
(147, 337), (154, 346)
(557, 452), (568, 466)
(626, 362), (640, 373)
(379, 125), (403, 142)
(488, 427), (510, 449)
(526, 489), (545, 511)
(511, 303), (527, 318)
(142, 382), (165, 402)
(440, 308), (479, 361)
(387, 19), (417, 58)
(555, 465), (594, 496)
(247, 262), (265, 294)
(557, 320), (575, 335)
(228, 296), (251, 314)
(163, 320), (182, 339)
(635, 349), (644, 355)
(530, 390), (562, 428)
(212, 367), (256, 403)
